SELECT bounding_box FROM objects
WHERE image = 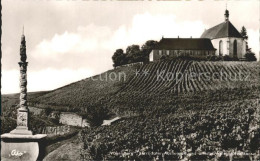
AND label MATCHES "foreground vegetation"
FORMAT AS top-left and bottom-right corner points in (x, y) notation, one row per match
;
(81, 90), (259, 160)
